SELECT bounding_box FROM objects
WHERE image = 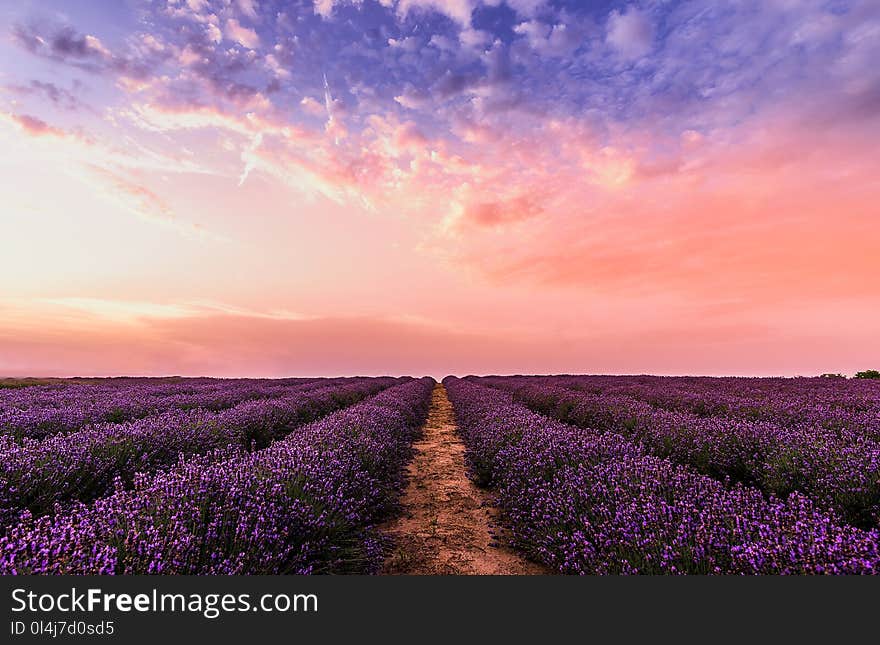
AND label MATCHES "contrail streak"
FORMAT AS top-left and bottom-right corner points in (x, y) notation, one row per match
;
(323, 72), (340, 145)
